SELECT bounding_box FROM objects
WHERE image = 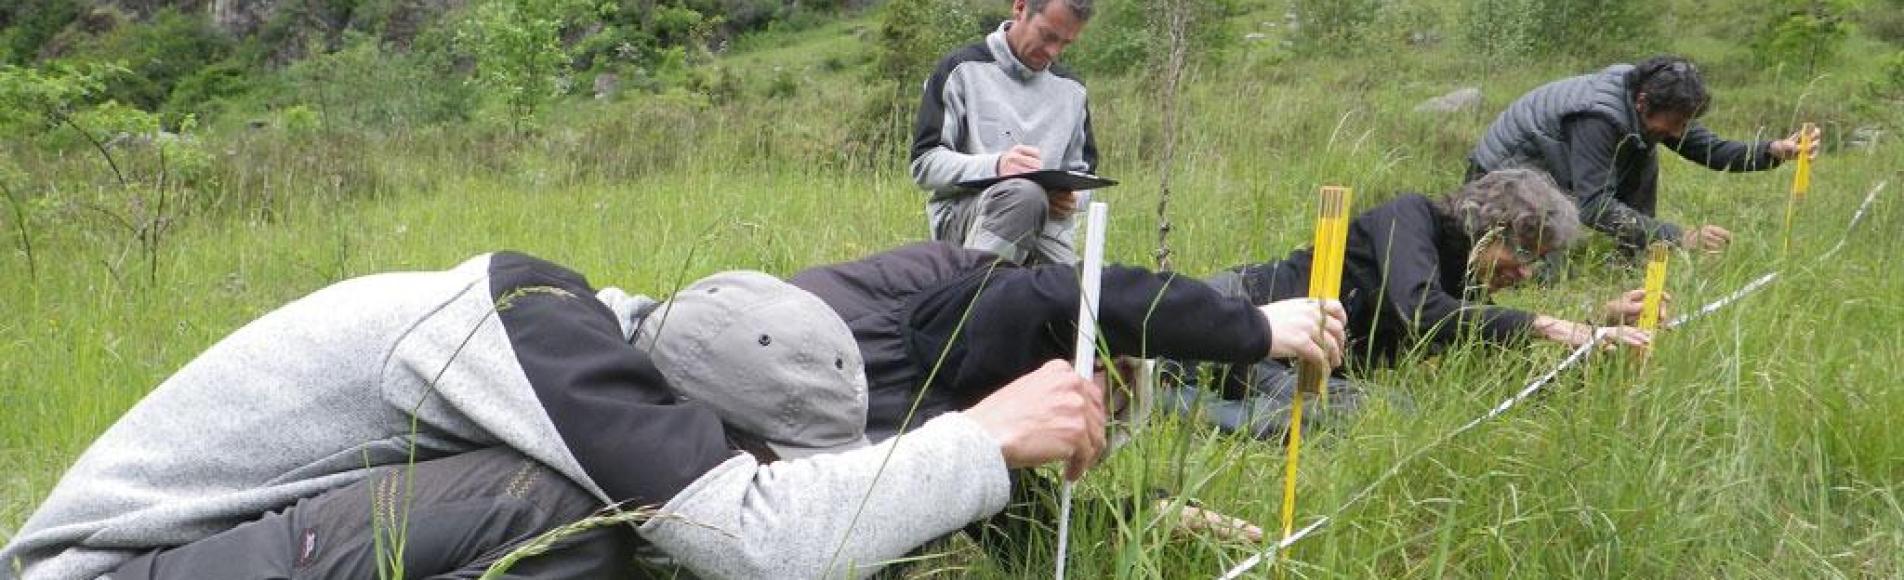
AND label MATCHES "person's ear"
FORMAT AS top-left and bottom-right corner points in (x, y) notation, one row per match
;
(1633, 93), (1649, 116)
